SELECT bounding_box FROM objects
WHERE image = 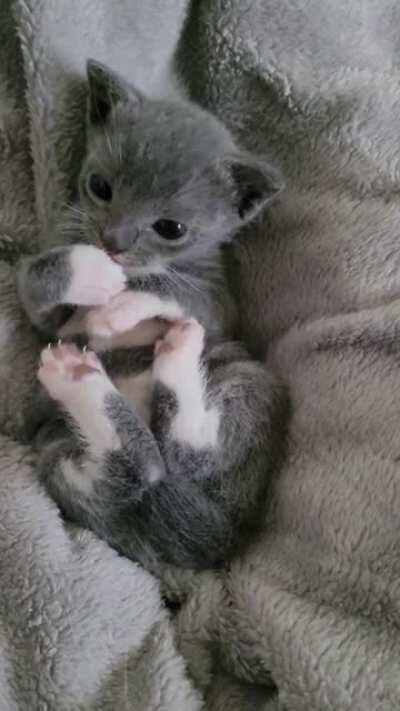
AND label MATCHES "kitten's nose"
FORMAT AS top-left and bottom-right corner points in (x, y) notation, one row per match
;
(102, 224), (139, 254)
